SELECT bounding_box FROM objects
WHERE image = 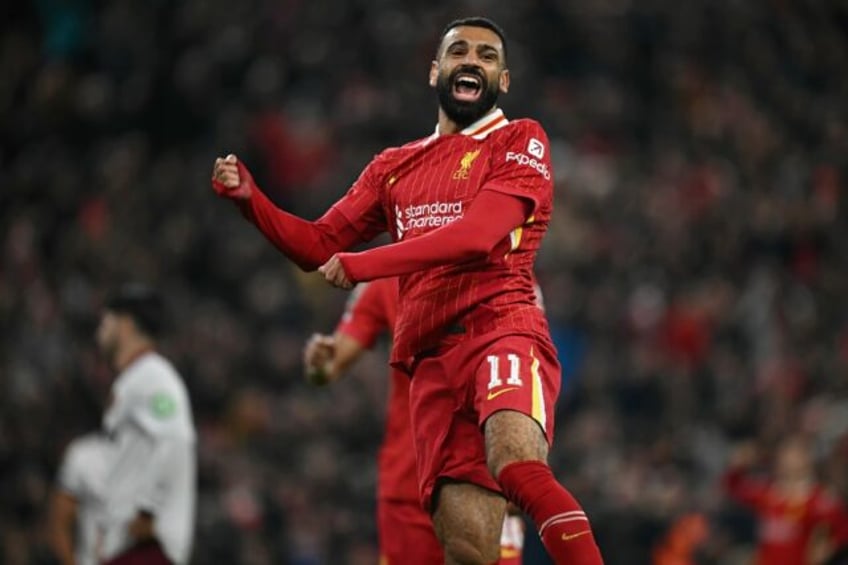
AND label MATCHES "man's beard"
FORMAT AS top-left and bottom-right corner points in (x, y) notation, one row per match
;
(436, 65), (501, 129)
